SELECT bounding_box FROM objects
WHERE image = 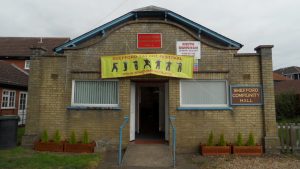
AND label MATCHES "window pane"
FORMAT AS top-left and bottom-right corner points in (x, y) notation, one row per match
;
(9, 91), (15, 107)
(74, 81), (118, 105)
(2, 90), (15, 108)
(181, 81), (227, 106)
